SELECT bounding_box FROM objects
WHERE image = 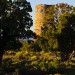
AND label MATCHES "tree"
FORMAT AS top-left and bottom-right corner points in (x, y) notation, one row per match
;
(55, 4), (75, 61)
(0, 0), (33, 64)
(40, 3), (75, 61)
(58, 13), (75, 61)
